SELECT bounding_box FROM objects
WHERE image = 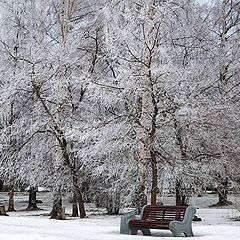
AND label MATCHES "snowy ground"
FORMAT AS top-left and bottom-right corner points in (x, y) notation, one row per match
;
(1, 192), (240, 240)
